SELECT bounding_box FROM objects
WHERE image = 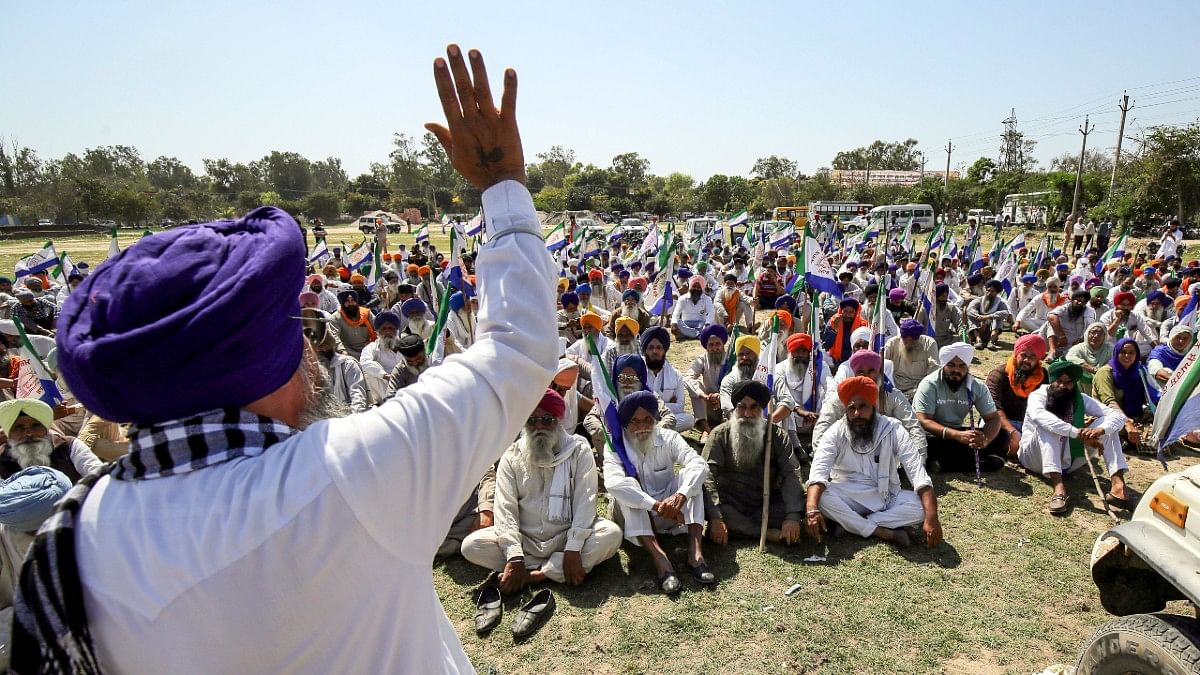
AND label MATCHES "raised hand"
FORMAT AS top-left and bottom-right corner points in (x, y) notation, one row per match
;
(426, 45), (526, 191)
